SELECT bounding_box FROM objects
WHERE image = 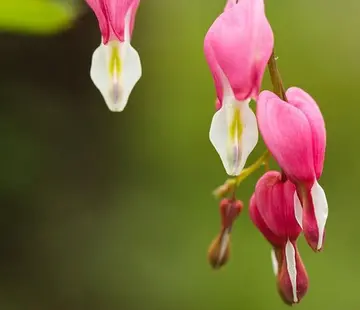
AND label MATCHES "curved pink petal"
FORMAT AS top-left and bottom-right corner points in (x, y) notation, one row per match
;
(249, 194), (283, 247)
(297, 181), (327, 252)
(204, 39), (224, 106)
(255, 171), (301, 242)
(286, 87), (326, 179)
(257, 91), (315, 182)
(85, 0), (110, 43)
(204, 0), (273, 100)
(104, 0), (140, 42)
